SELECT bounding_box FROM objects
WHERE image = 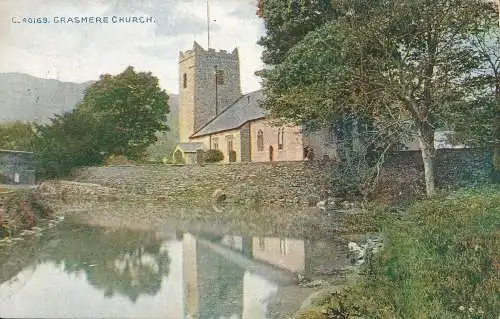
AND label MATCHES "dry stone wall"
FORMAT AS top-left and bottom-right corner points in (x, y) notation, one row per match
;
(72, 148), (492, 205)
(74, 162), (332, 206)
